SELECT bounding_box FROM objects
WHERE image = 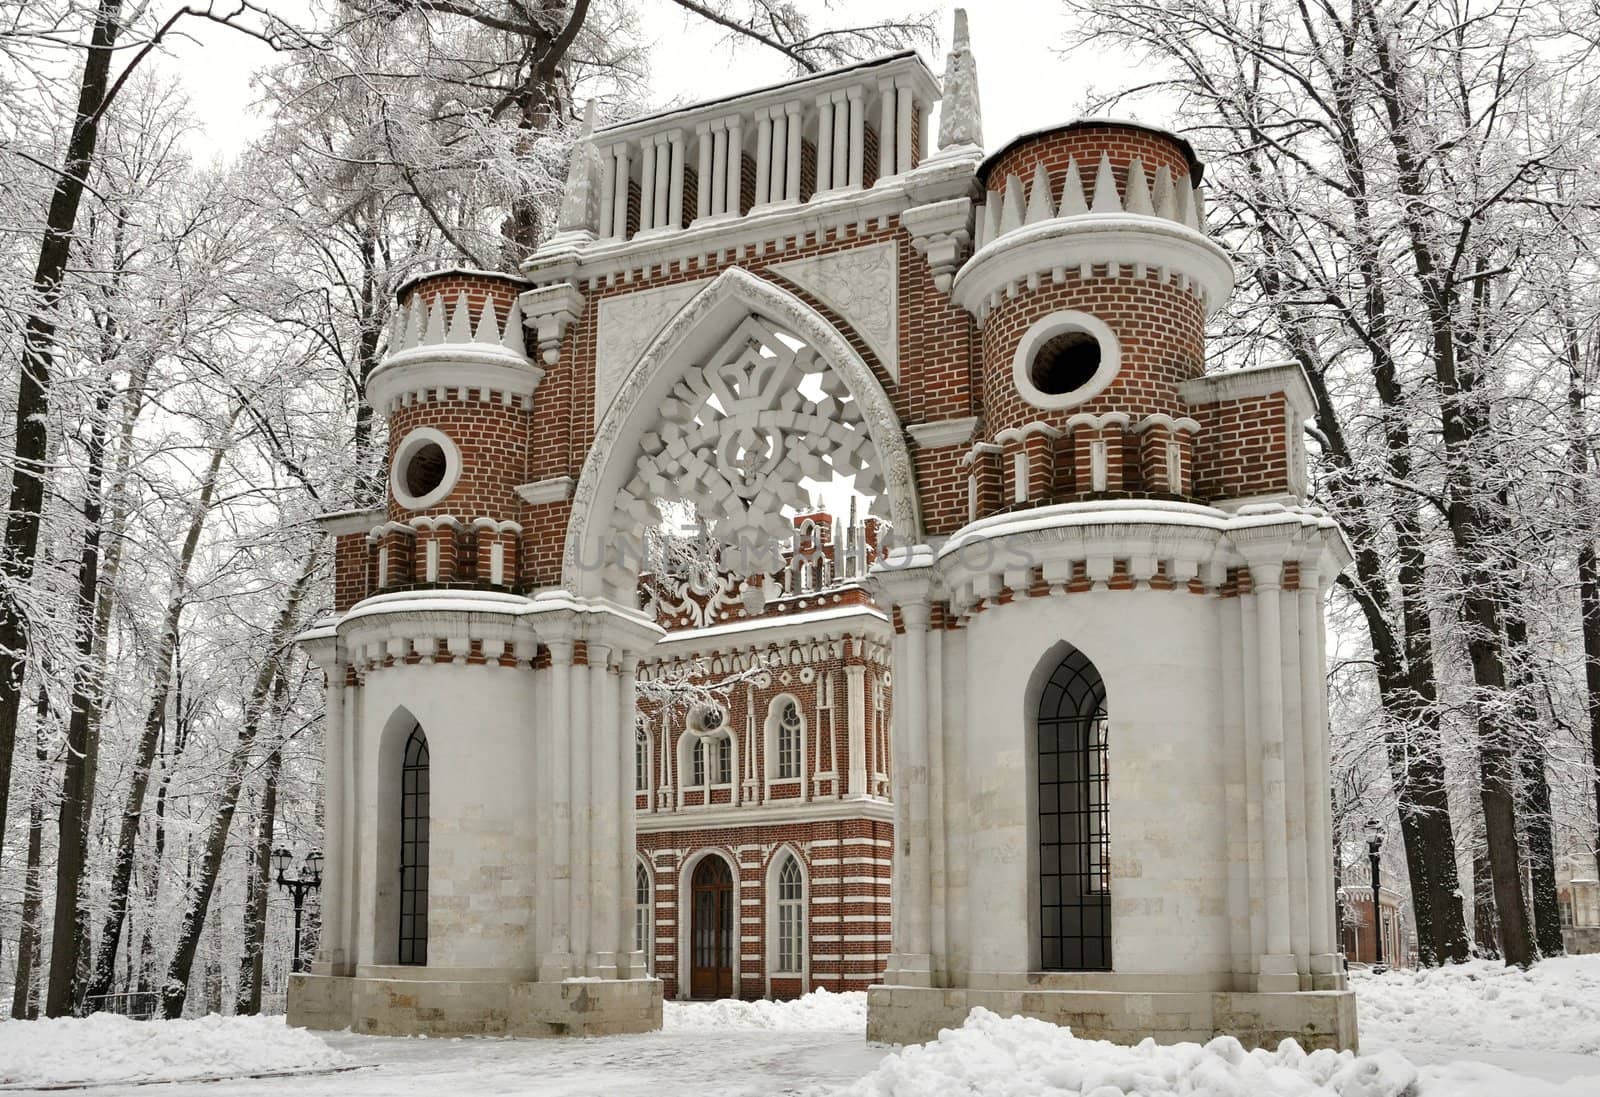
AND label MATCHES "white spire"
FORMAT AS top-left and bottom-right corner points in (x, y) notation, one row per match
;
(424, 296), (446, 343)
(447, 291), (472, 342)
(1060, 157), (1088, 216)
(936, 9), (983, 151)
(556, 99), (604, 236)
(1124, 158), (1154, 216)
(1025, 161), (1055, 224)
(474, 297), (500, 343)
(999, 173), (1025, 234)
(1090, 152), (1121, 213)
(1152, 165), (1176, 221)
